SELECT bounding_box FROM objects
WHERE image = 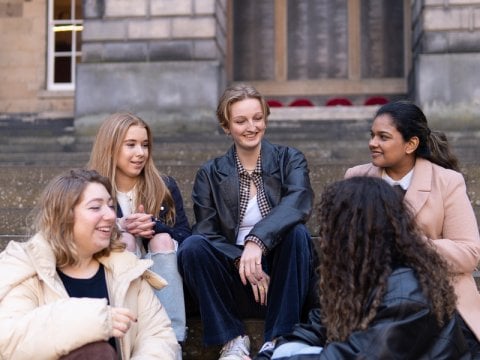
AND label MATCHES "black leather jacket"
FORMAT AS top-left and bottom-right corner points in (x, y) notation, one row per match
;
(191, 139), (313, 260)
(256, 267), (471, 359)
